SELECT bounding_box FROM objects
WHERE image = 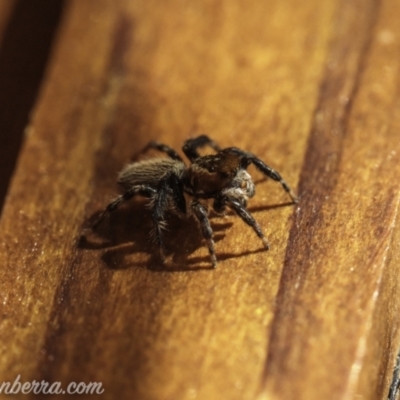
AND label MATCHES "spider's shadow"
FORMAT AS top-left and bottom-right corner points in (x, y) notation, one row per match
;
(247, 200), (295, 213)
(79, 199), (293, 272)
(79, 200), (229, 271)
